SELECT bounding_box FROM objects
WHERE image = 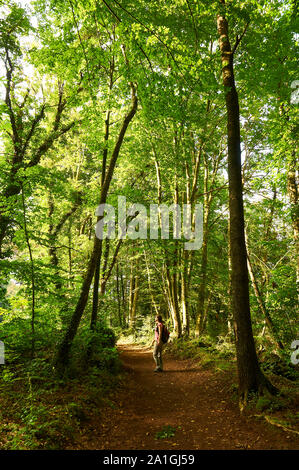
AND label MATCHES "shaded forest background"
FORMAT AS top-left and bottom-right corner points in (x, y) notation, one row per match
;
(0, 0), (298, 450)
